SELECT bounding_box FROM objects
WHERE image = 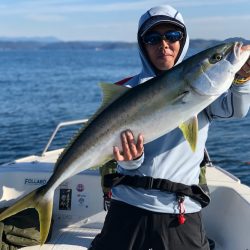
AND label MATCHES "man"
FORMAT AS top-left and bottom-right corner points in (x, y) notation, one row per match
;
(89, 5), (250, 250)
